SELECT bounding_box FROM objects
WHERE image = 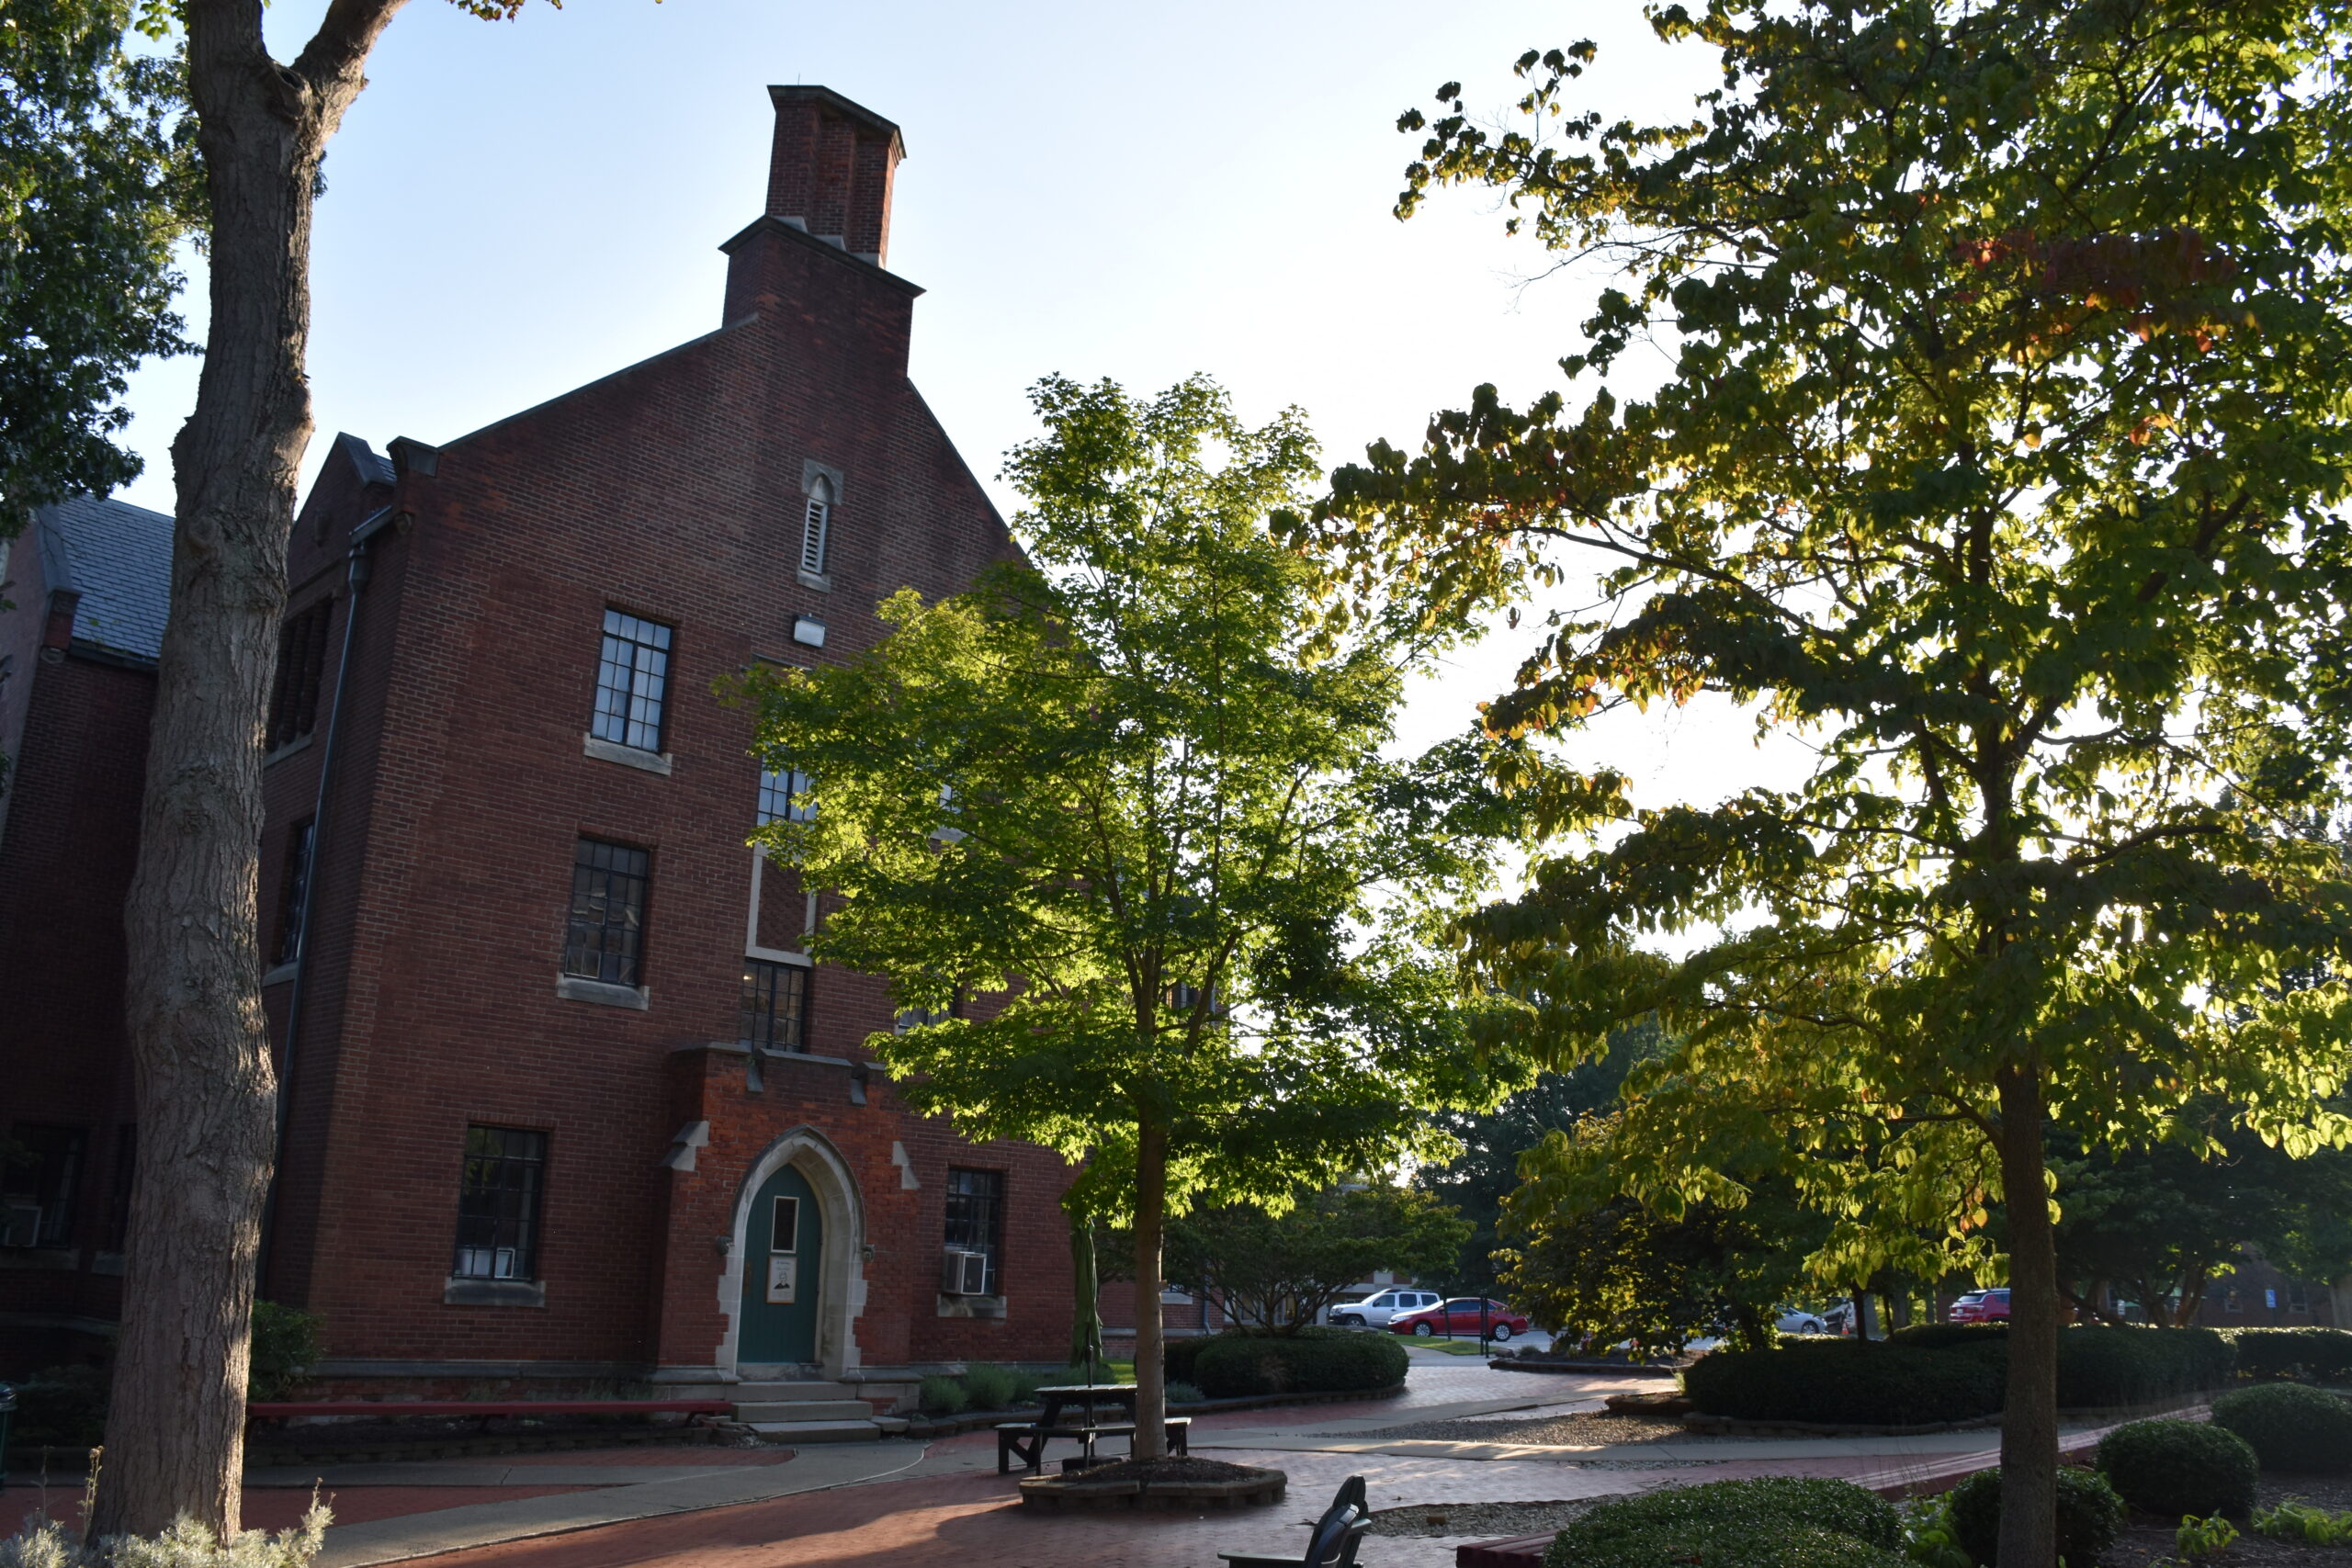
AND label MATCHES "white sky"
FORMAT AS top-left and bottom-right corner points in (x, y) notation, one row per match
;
(108, 0), (1816, 811)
